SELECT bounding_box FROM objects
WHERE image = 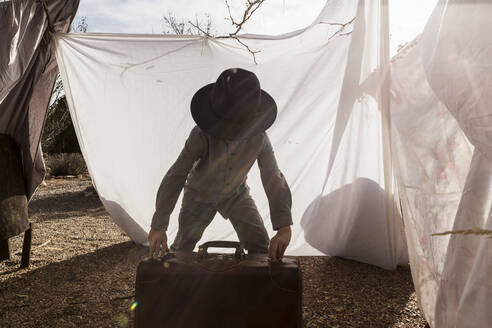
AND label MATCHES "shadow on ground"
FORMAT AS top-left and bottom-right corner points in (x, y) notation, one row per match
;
(28, 190), (106, 221)
(1, 241), (423, 327)
(0, 241), (145, 328)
